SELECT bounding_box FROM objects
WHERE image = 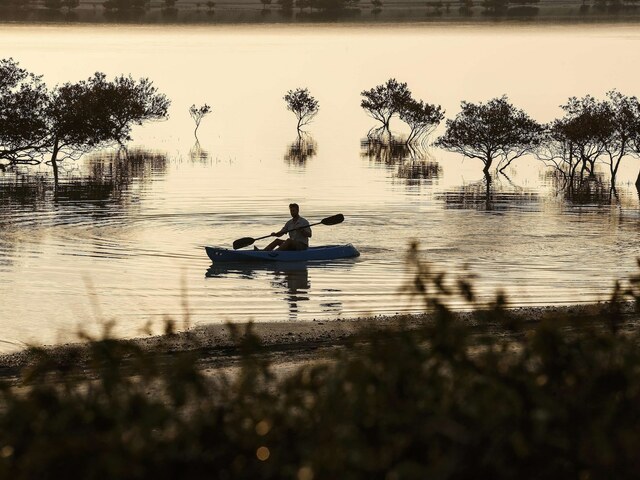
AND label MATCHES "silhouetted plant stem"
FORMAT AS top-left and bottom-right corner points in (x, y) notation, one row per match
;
(50, 138), (60, 186)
